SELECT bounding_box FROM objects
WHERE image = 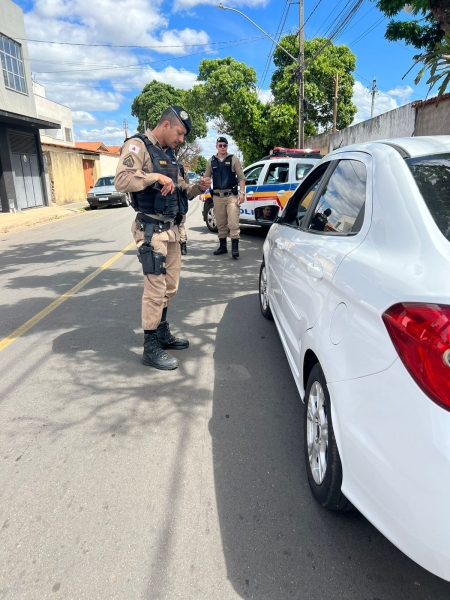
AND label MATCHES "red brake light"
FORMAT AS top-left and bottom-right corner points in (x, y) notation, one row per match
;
(383, 303), (450, 411)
